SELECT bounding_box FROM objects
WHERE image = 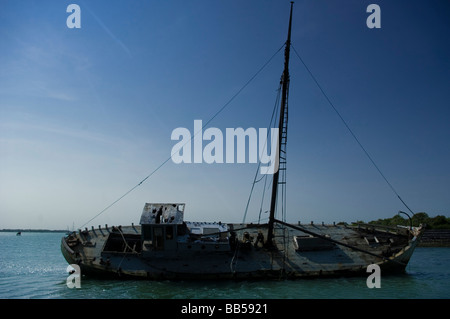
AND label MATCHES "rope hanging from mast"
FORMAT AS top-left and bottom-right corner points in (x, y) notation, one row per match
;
(242, 83), (281, 224)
